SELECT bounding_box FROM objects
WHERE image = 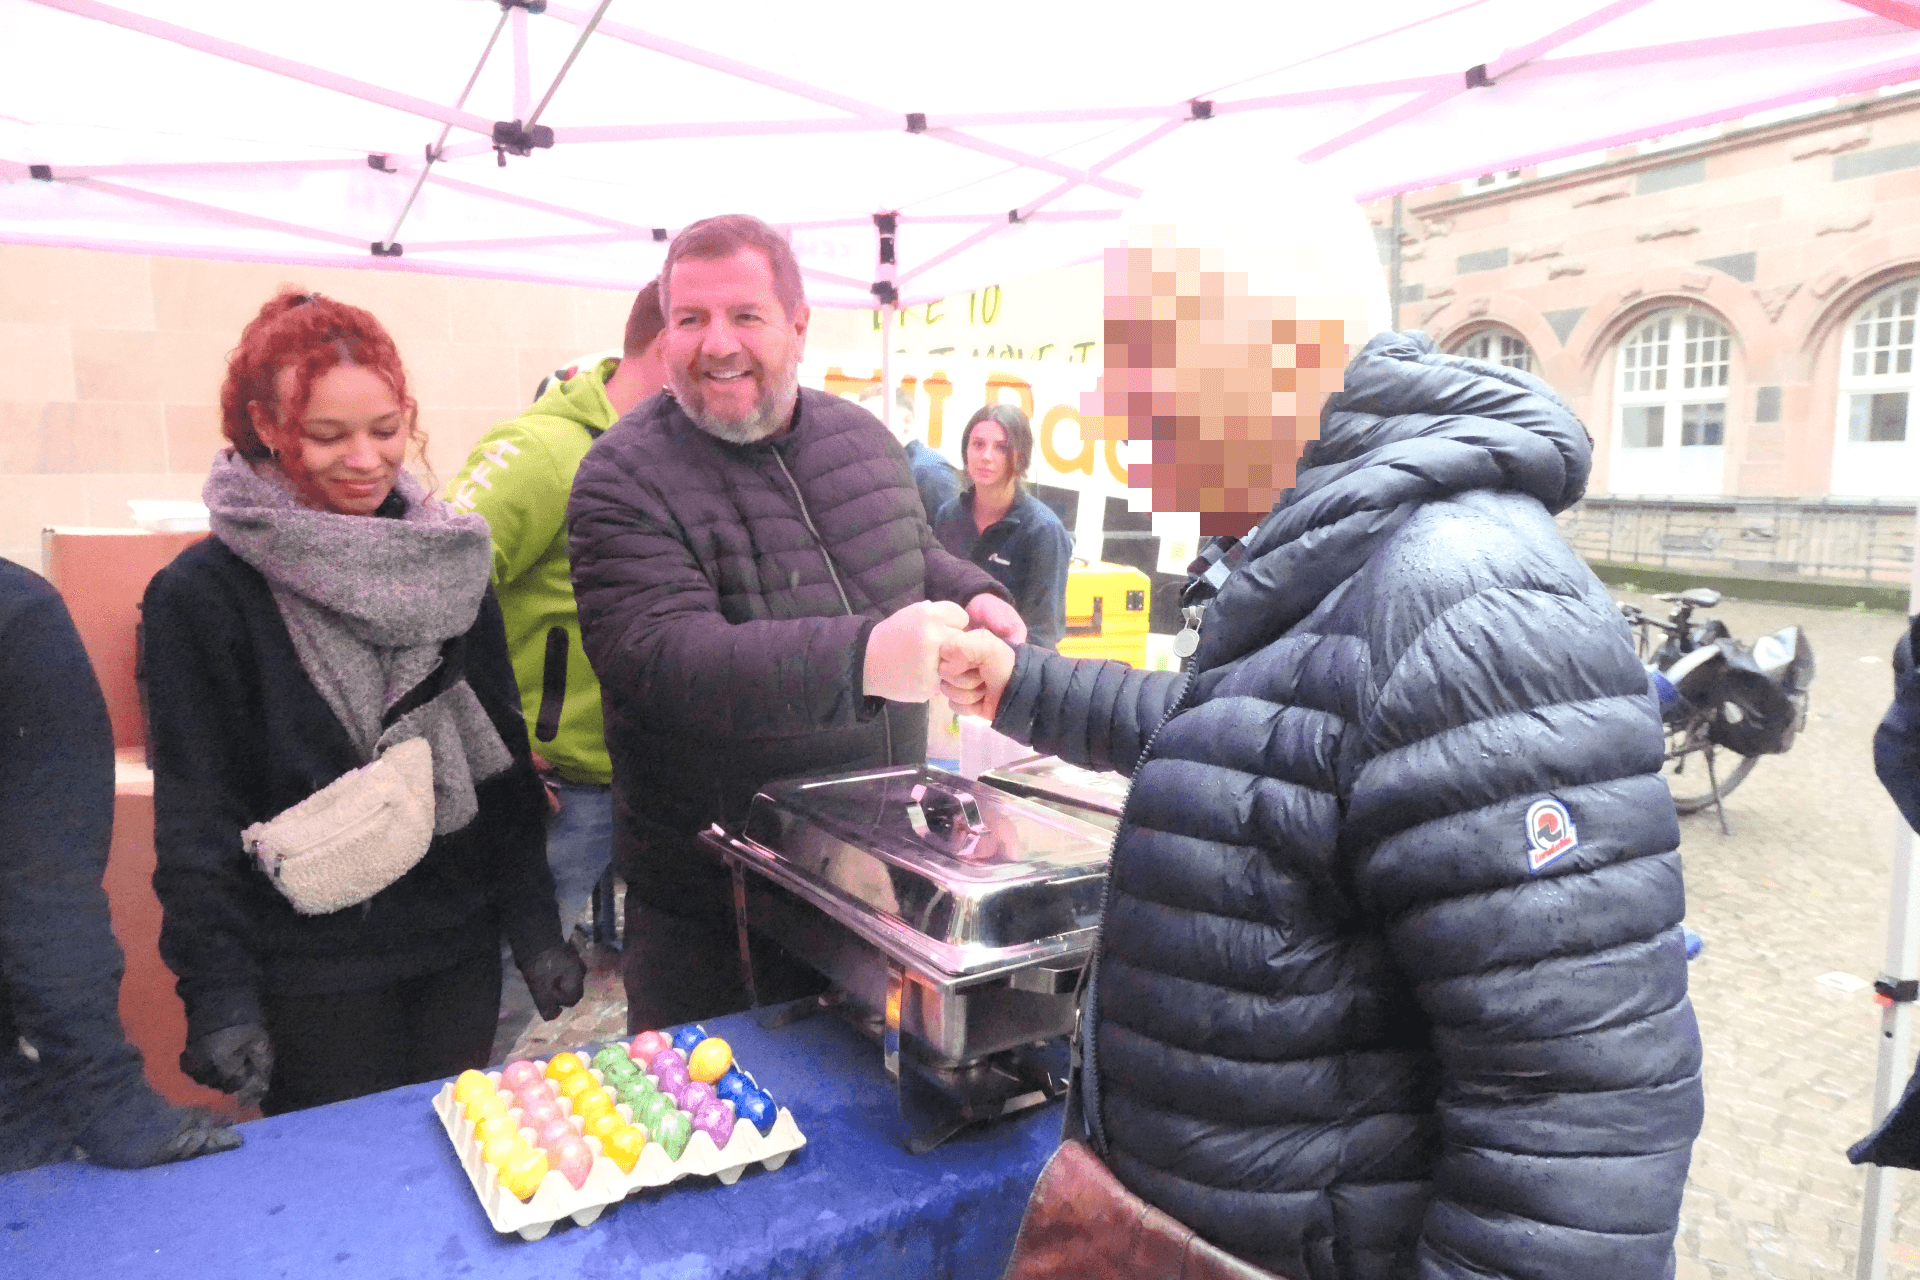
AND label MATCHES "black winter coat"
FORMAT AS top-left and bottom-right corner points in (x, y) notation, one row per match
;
(0, 560), (184, 1169)
(568, 389), (1006, 910)
(932, 488), (1073, 650)
(993, 333), (1703, 1280)
(141, 537), (562, 1042)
